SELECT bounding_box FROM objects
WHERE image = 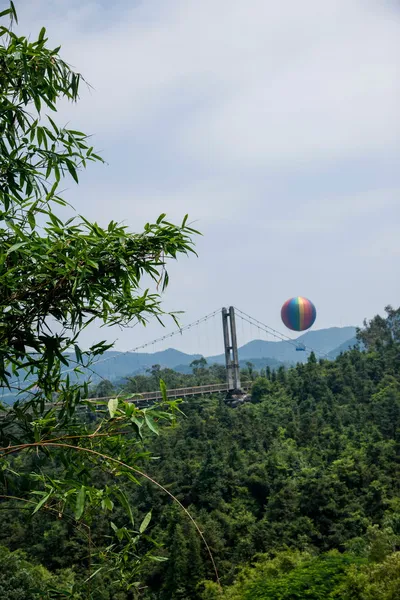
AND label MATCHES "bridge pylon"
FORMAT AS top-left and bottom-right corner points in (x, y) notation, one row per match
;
(222, 307), (248, 405)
